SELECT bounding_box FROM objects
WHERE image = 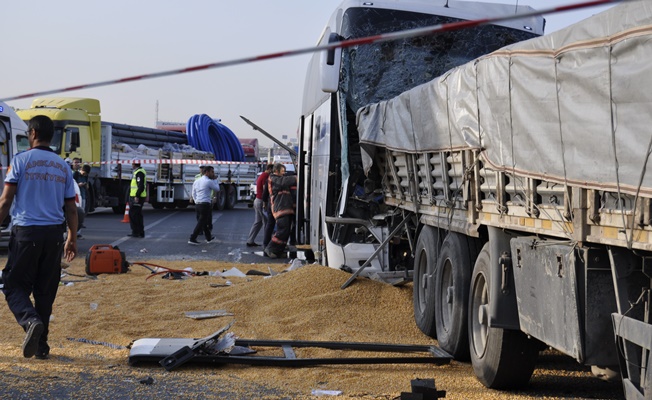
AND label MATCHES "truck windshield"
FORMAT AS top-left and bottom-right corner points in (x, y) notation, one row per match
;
(341, 8), (539, 112)
(51, 128), (63, 154)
